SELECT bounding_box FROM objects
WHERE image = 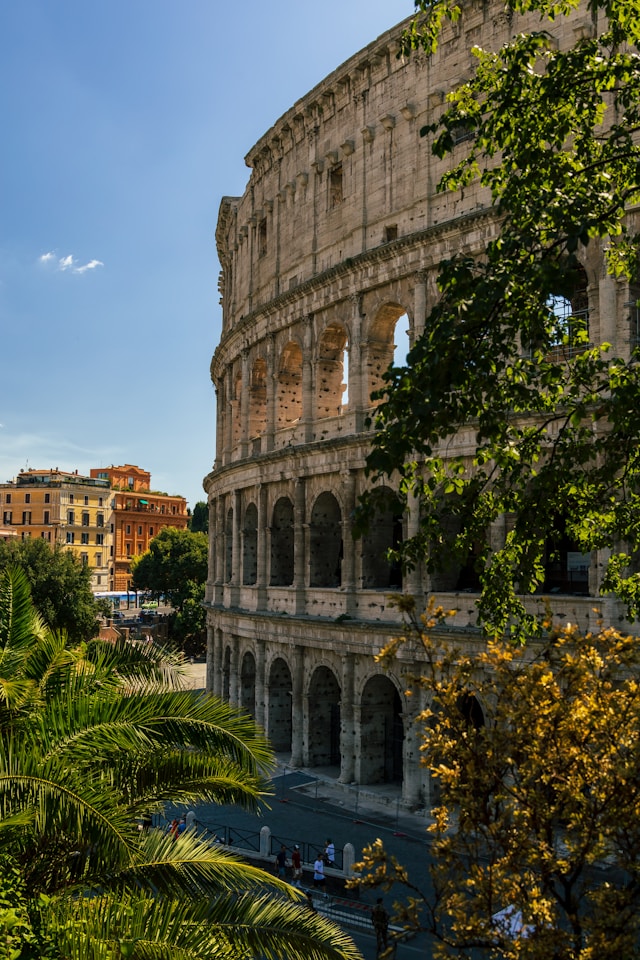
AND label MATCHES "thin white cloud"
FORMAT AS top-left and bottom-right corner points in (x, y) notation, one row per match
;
(38, 252), (104, 274)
